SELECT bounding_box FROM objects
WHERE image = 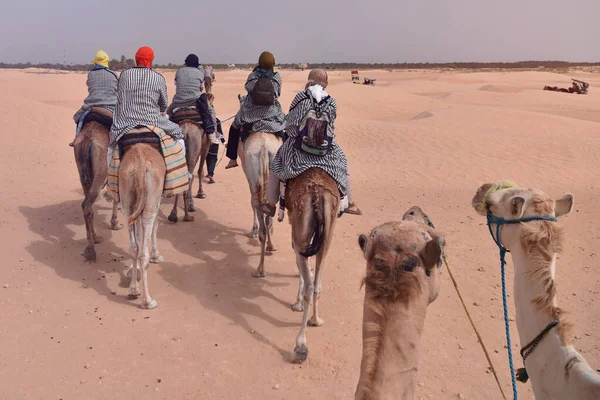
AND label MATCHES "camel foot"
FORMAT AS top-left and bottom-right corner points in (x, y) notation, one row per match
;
(183, 215), (195, 222)
(111, 222), (124, 231)
(167, 213), (178, 224)
(308, 317), (325, 327)
(187, 205), (197, 212)
(294, 344), (309, 363)
(141, 299), (158, 310)
(84, 247), (97, 263)
(150, 255), (164, 264)
(126, 267), (142, 283)
(291, 301), (304, 312)
(93, 236), (104, 244)
(266, 245), (277, 252)
(195, 193), (207, 199)
(127, 289), (140, 299)
(251, 269), (266, 278)
(247, 230), (258, 239)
